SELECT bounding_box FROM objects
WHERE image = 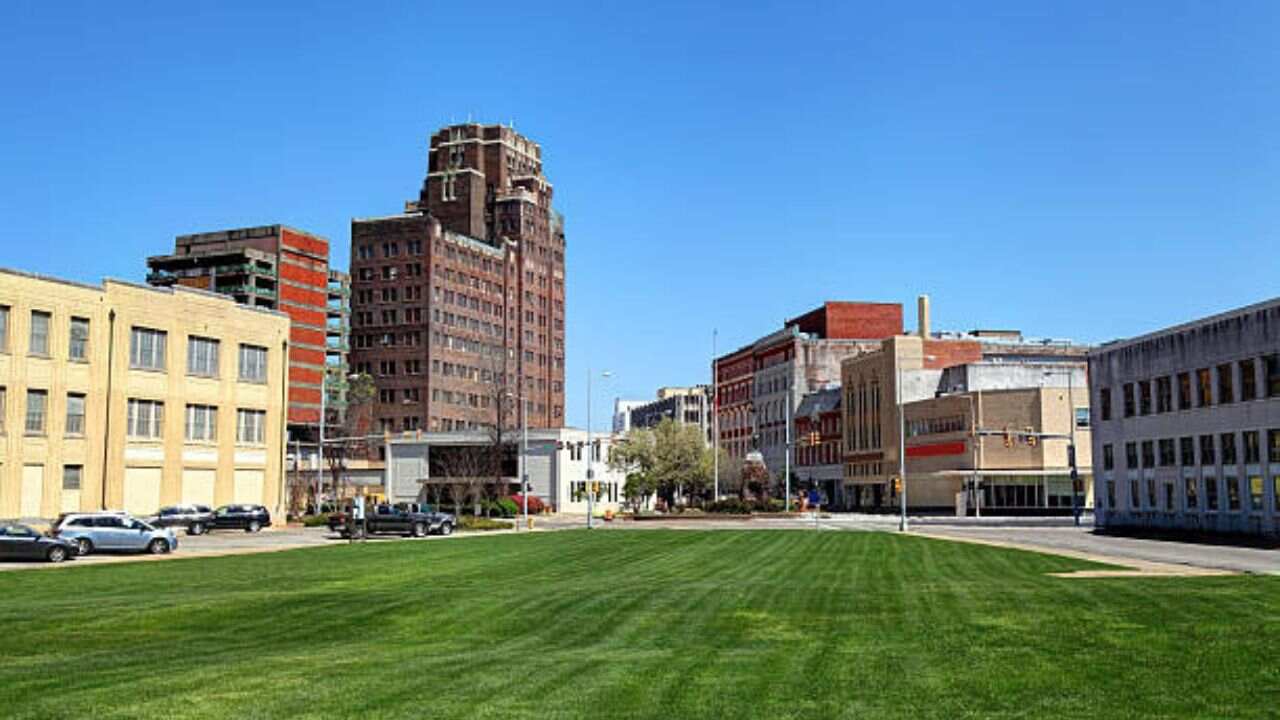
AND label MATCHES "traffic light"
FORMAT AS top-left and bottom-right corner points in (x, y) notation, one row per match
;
(892, 476), (903, 495)
(591, 482), (600, 495)
(1003, 427), (1013, 448)
(1026, 427), (1038, 448)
